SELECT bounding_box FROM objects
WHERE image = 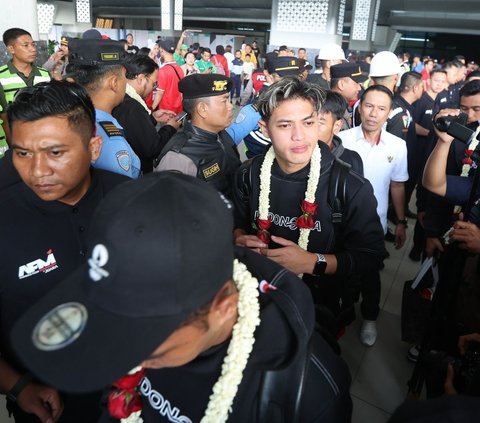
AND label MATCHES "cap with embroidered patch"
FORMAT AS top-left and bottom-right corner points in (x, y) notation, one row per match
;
(267, 56), (301, 77)
(68, 39), (134, 73)
(179, 74), (233, 99)
(331, 63), (368, 83)
(11, 172), (235, 393)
